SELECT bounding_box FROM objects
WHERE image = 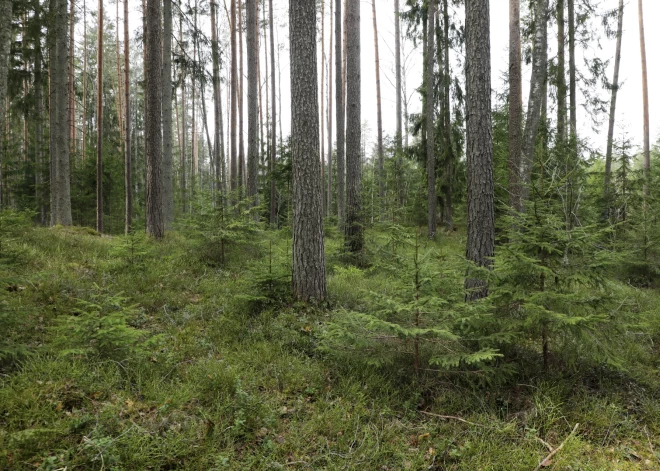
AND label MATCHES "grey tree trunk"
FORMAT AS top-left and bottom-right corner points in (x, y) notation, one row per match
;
(394, 0), (403, 208)
(426, 0), (436, 238)
(465, 0), (494, 299)
(442, 0), (453, 230)
(125, 0), (132, 233)
(568, 0), (576, 140)
(238, 0), (245, 192)
(180, 14), (187, 212)
(145, 0), (164, 238)
(327, 0), (333, 217)
(162, 0), (173, 228)
(508, 0), (522, 212)
(246, 0), (258, 205)
(638, 0), (650, 187)
(604, 0), (623, 209)
(211, 0), (224, 198)
(96, 0), (104, 233)
(371, 0), (384, 214)
(557, 0), (566, 143)
(345, 0), (363, 255)
(35, 10), (46, 224)
(69, 0), (76, 154)
(520, 0), (548, 204)
(289, 0), (327, 302)
(336, 0), (345, 225)
(0, 0), (12, 209)
(269, 0), (277, 224)
(230, 0), (238, 192)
